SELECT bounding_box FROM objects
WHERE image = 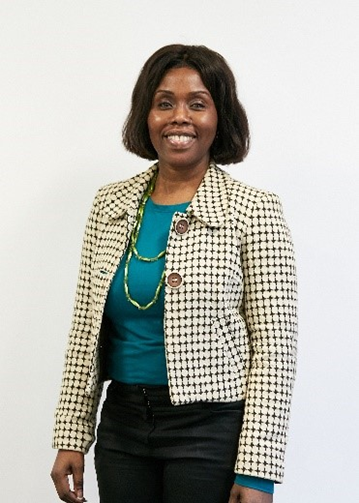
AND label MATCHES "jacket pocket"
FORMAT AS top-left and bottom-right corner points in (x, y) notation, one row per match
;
(90, 267), (111, 299)
(214, 311), (250, 376)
